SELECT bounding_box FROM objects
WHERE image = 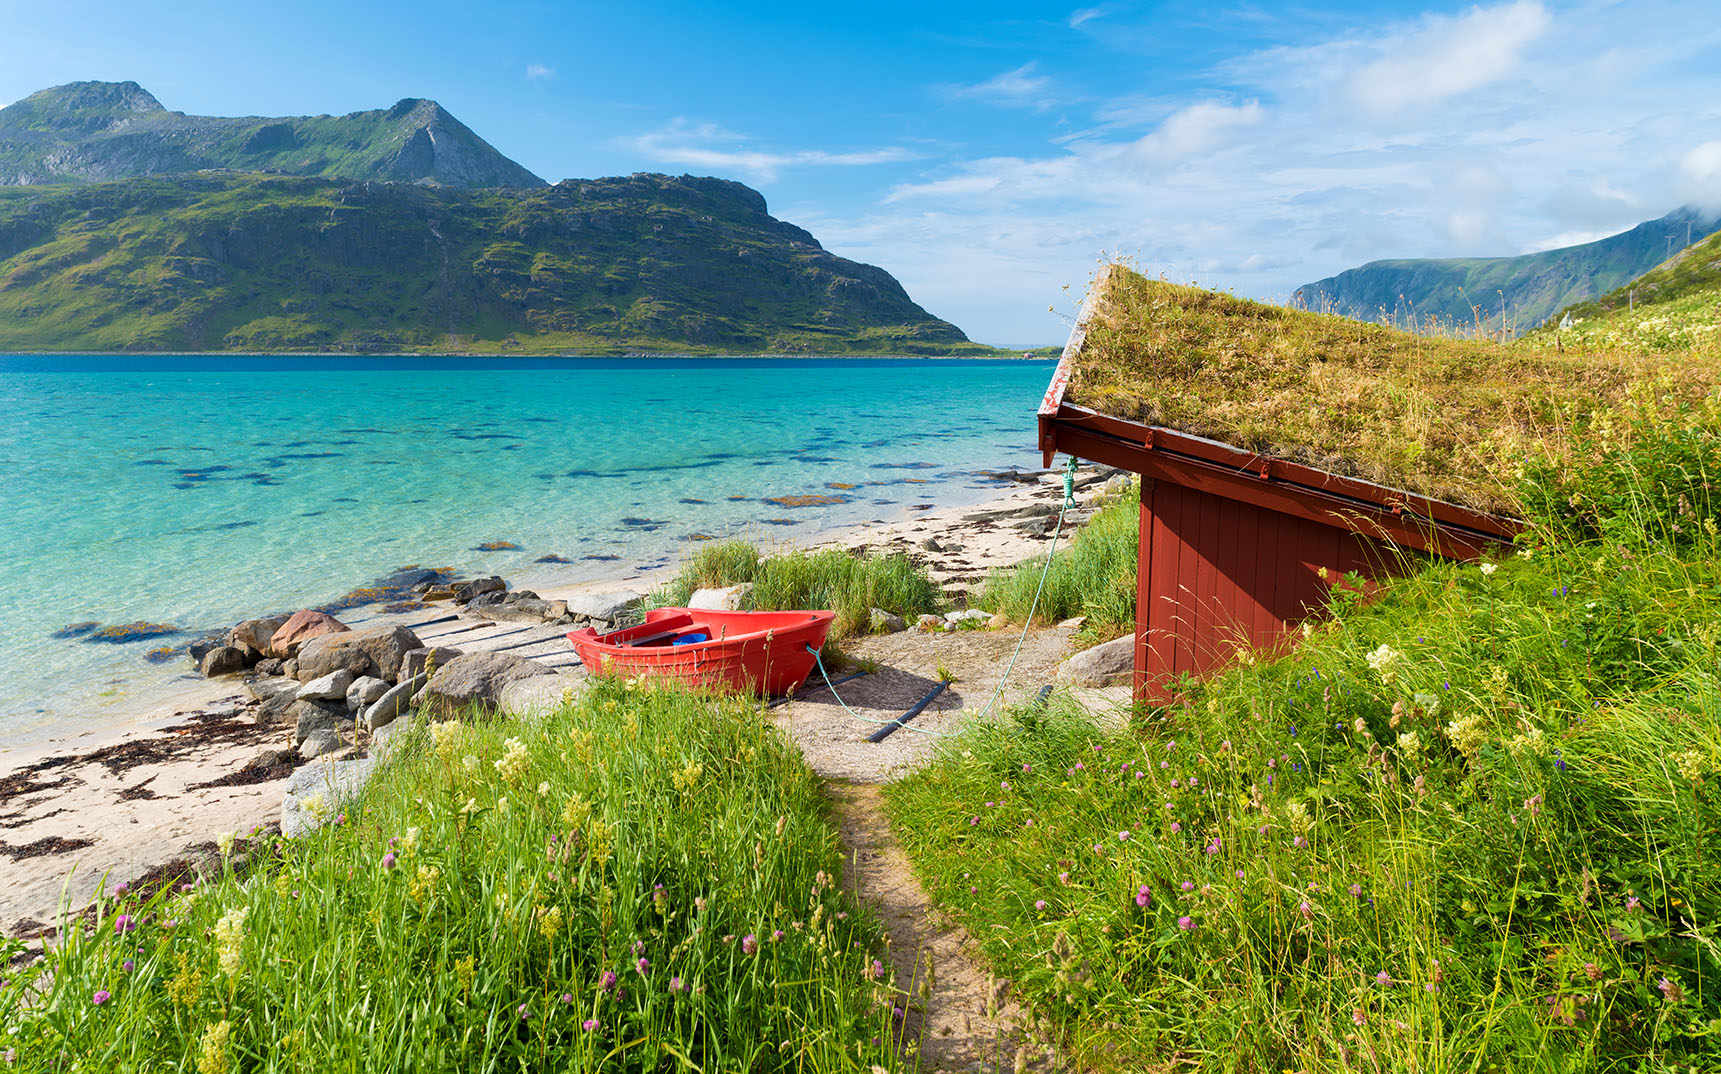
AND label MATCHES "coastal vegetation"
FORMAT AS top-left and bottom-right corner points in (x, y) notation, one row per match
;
(979, 480), (1141, 644)
(1532, 227), (1721, 355)
(652, 540), (944, 641)
(0, 678), (904, 1071)
(885, 389), (1721, 1070)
